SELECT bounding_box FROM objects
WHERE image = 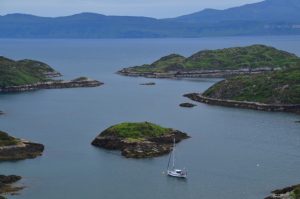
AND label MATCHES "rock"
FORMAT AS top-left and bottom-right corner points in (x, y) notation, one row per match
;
(295, 121), (300, 123)
(140, 82), (156, 86)
(179, 103), (197, 108)
(0, 141), (44, 161)
(0, 175), (23, 197)
(265, 184), (300, 199)
(0, 111), (3, 115)
(91, 122), (190, 158)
